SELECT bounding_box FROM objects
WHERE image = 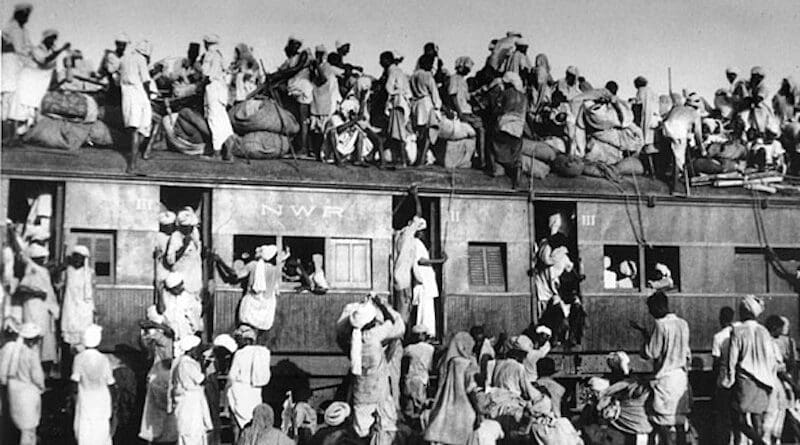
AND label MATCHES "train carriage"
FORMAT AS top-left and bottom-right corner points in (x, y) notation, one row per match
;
(2, 146), (800, 395)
